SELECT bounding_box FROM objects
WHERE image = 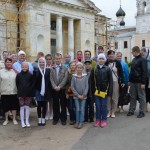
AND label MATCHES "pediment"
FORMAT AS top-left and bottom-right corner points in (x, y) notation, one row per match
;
(50, 0), (101, 13)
